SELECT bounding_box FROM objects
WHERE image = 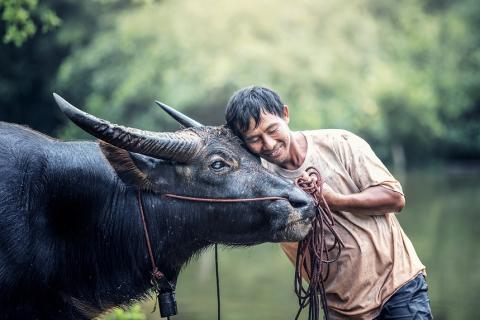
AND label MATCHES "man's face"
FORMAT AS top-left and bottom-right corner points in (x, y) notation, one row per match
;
(239, 106), (292, 166)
